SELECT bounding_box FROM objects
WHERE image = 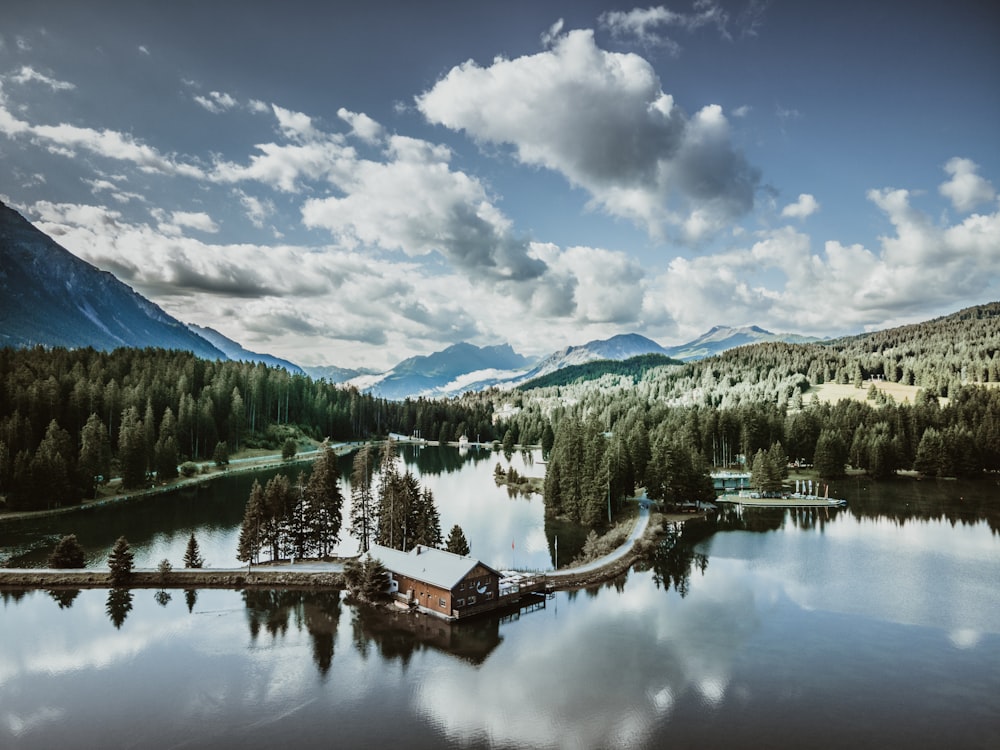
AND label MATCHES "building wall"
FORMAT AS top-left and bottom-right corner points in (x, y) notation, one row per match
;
(451, 564), (499, 614)
(389, 563), (501, 620)
(392, 573), (453, 614)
